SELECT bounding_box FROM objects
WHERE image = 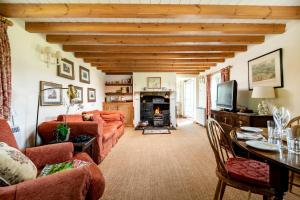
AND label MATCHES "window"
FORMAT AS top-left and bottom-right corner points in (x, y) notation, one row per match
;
(210, 72), (221, 110)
